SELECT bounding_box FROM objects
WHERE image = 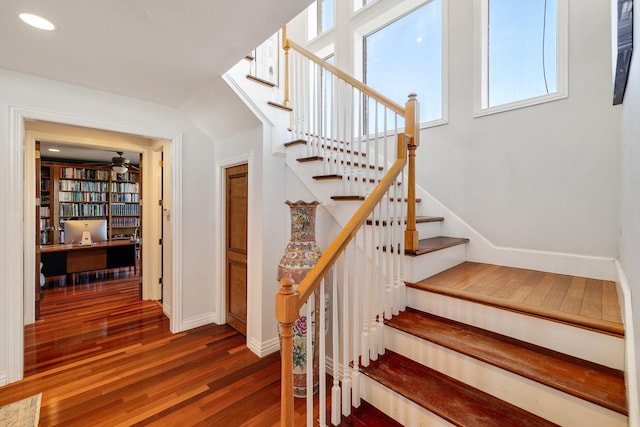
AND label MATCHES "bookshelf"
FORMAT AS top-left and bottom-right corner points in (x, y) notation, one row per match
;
(39, 165), (53, 245)
(110, 171), (141, 240)
(39, 162), (141, 245)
